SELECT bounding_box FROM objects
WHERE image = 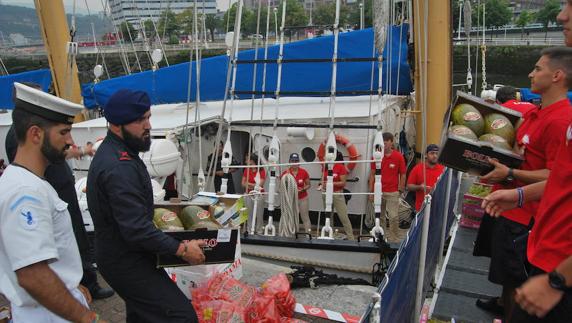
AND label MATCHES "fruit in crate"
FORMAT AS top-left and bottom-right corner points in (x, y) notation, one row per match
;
(479, 134), (512, 151)
(484, 113), (515, 146)
(180, 205), (222, 230)
(153, 208), (185, 231)
(468, 184), (492, 197)
(449, 125), (478, 141)
(452, 103), (485, 137)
